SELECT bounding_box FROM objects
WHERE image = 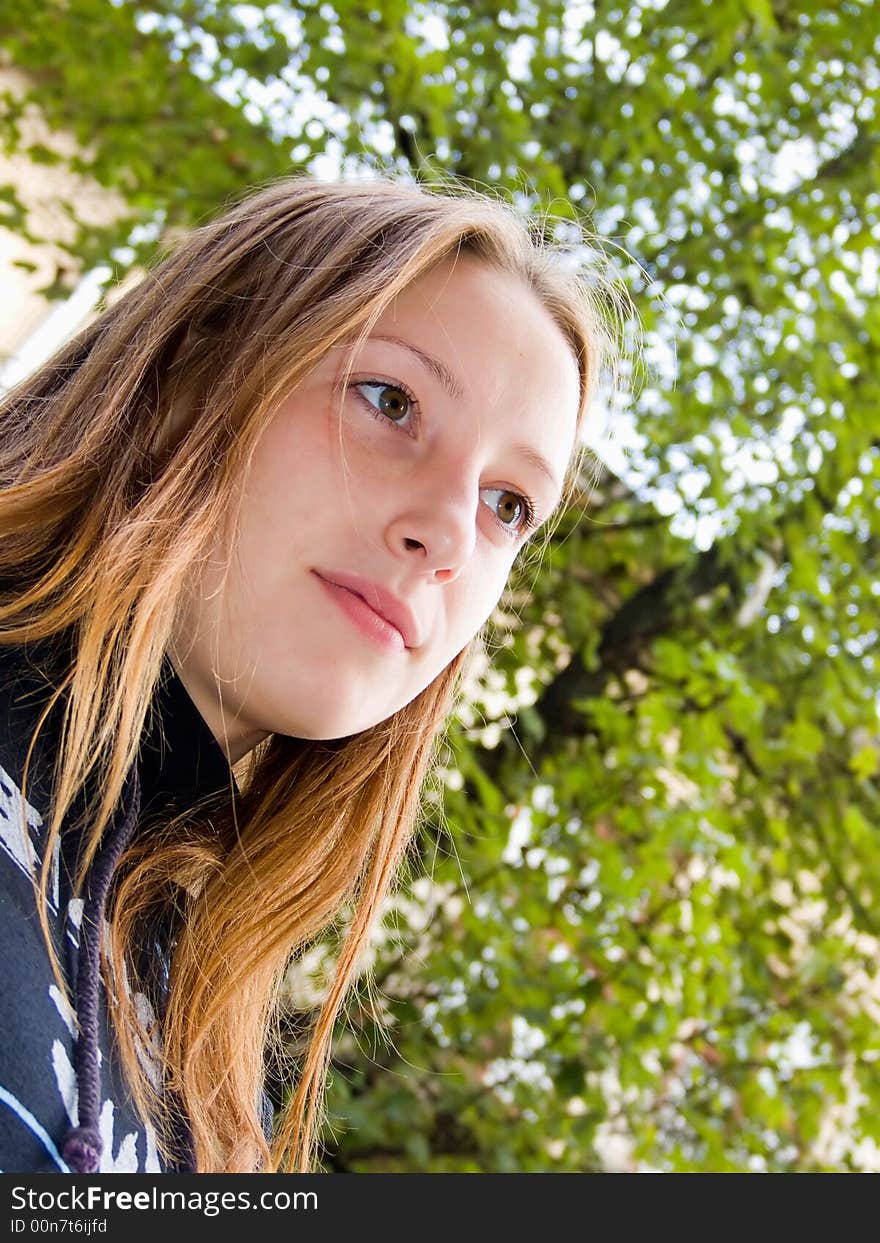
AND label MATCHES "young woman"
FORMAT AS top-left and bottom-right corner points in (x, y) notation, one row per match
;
(0, 174), (617, 1173)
